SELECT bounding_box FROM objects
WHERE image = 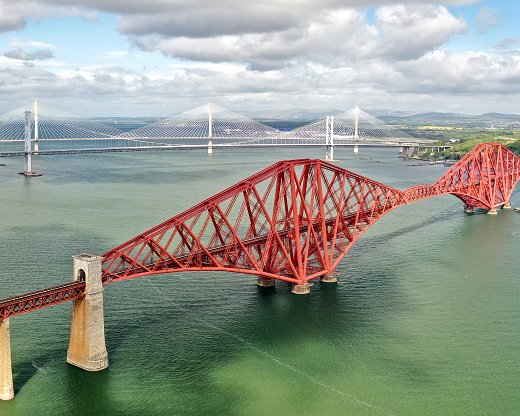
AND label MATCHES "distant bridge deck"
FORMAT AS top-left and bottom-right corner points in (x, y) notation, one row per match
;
(0, 141), (450, 157)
